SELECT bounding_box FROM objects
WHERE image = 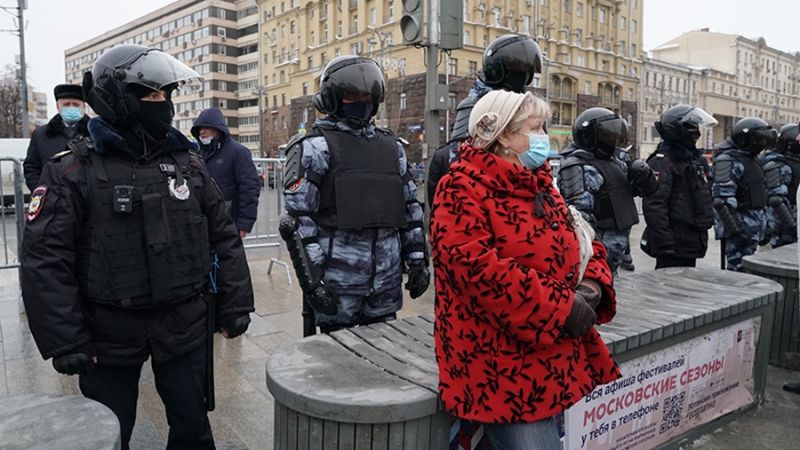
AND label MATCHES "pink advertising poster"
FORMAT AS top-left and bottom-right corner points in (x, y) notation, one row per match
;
(564, 317), (759, 450)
